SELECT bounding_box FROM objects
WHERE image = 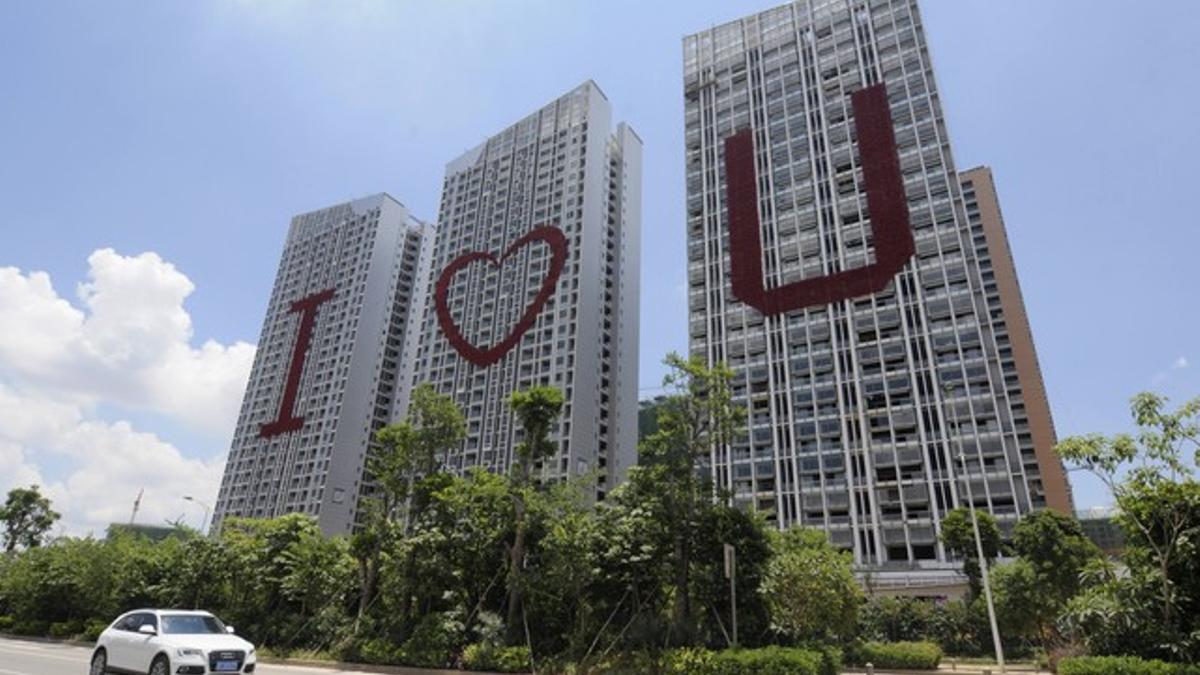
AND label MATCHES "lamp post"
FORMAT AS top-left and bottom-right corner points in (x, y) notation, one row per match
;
(182, 495), (211, 535)
(942, 384), (1005, 673)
